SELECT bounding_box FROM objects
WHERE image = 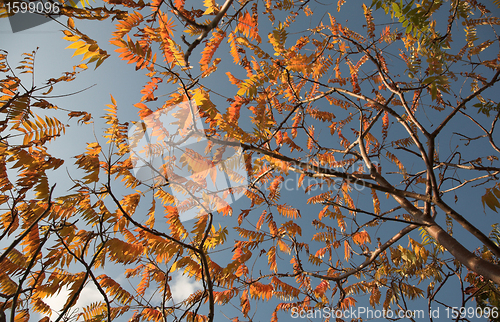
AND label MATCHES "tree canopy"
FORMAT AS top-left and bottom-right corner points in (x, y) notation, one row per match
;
(1, 0), (500, 321)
